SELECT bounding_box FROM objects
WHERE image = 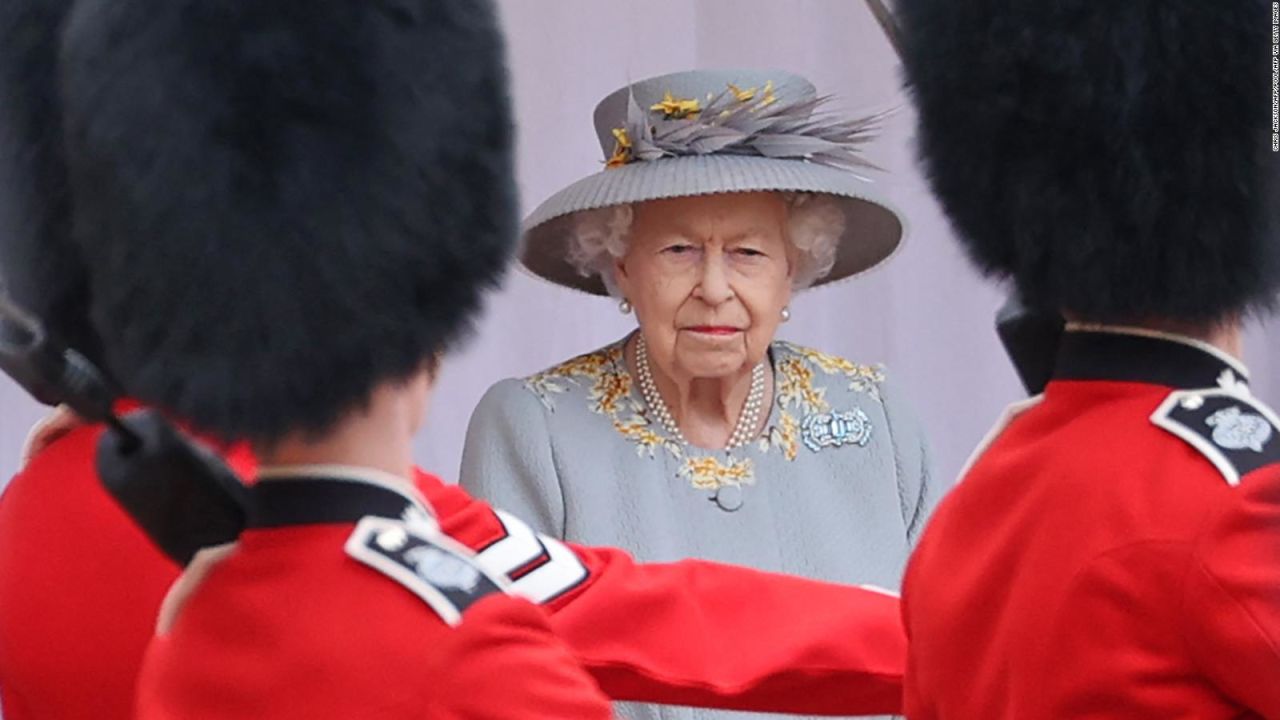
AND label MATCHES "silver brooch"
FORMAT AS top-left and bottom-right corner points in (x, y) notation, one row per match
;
(801, 408), (872, 452)
(1206, 406), (1273, 452)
